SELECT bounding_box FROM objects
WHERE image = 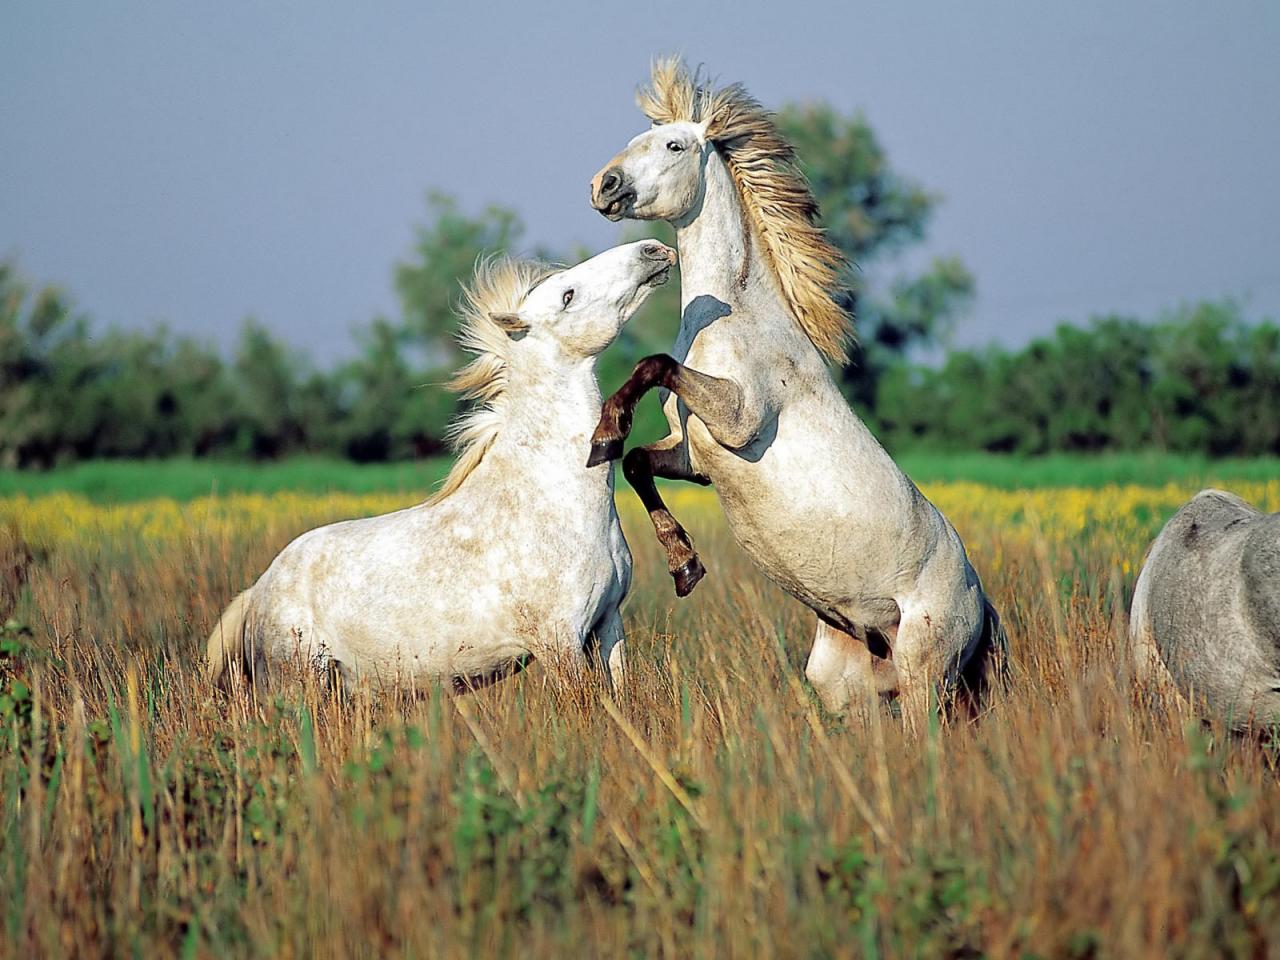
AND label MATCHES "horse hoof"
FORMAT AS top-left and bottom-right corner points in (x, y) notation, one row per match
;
(586, 438), (623, 467)
(672, 556), (706, 597)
